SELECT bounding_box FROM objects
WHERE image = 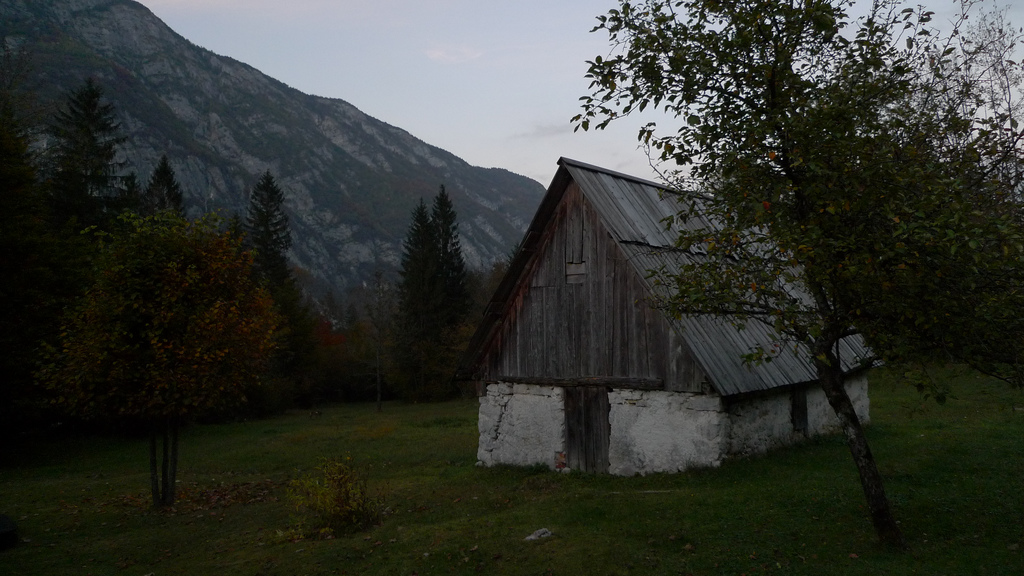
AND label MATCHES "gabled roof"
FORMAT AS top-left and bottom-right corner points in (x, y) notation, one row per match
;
(460, 157), (872, 397)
